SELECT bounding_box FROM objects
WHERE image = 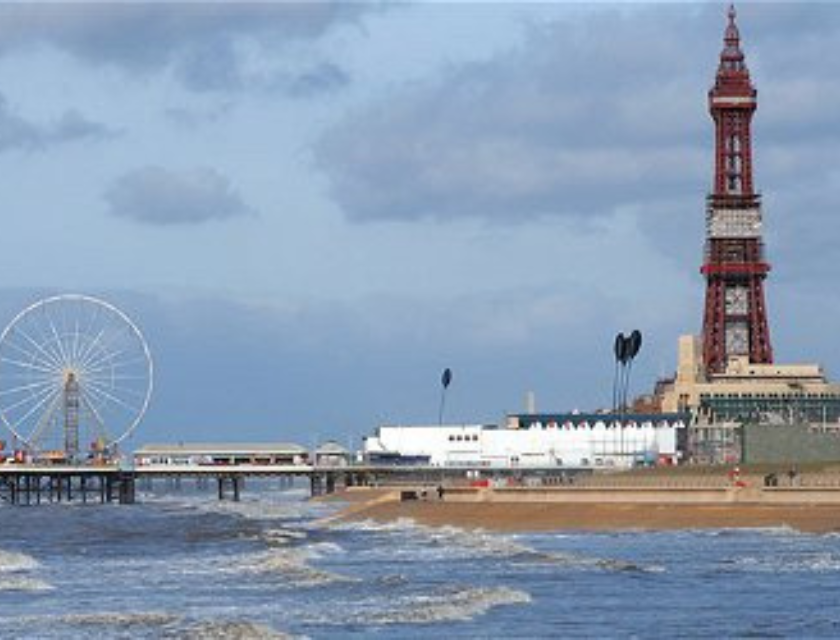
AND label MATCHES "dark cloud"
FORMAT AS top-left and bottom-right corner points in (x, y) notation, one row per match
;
(315, 4), (840, 227)
(0, 2), (370, 95)
(0, 94), (111, 151)
(104, 166), (256, 226)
